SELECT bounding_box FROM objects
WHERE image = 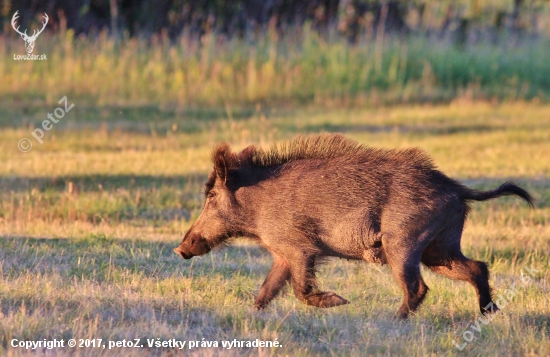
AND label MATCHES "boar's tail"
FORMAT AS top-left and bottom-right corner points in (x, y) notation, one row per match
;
(462, 182), (534, 208)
